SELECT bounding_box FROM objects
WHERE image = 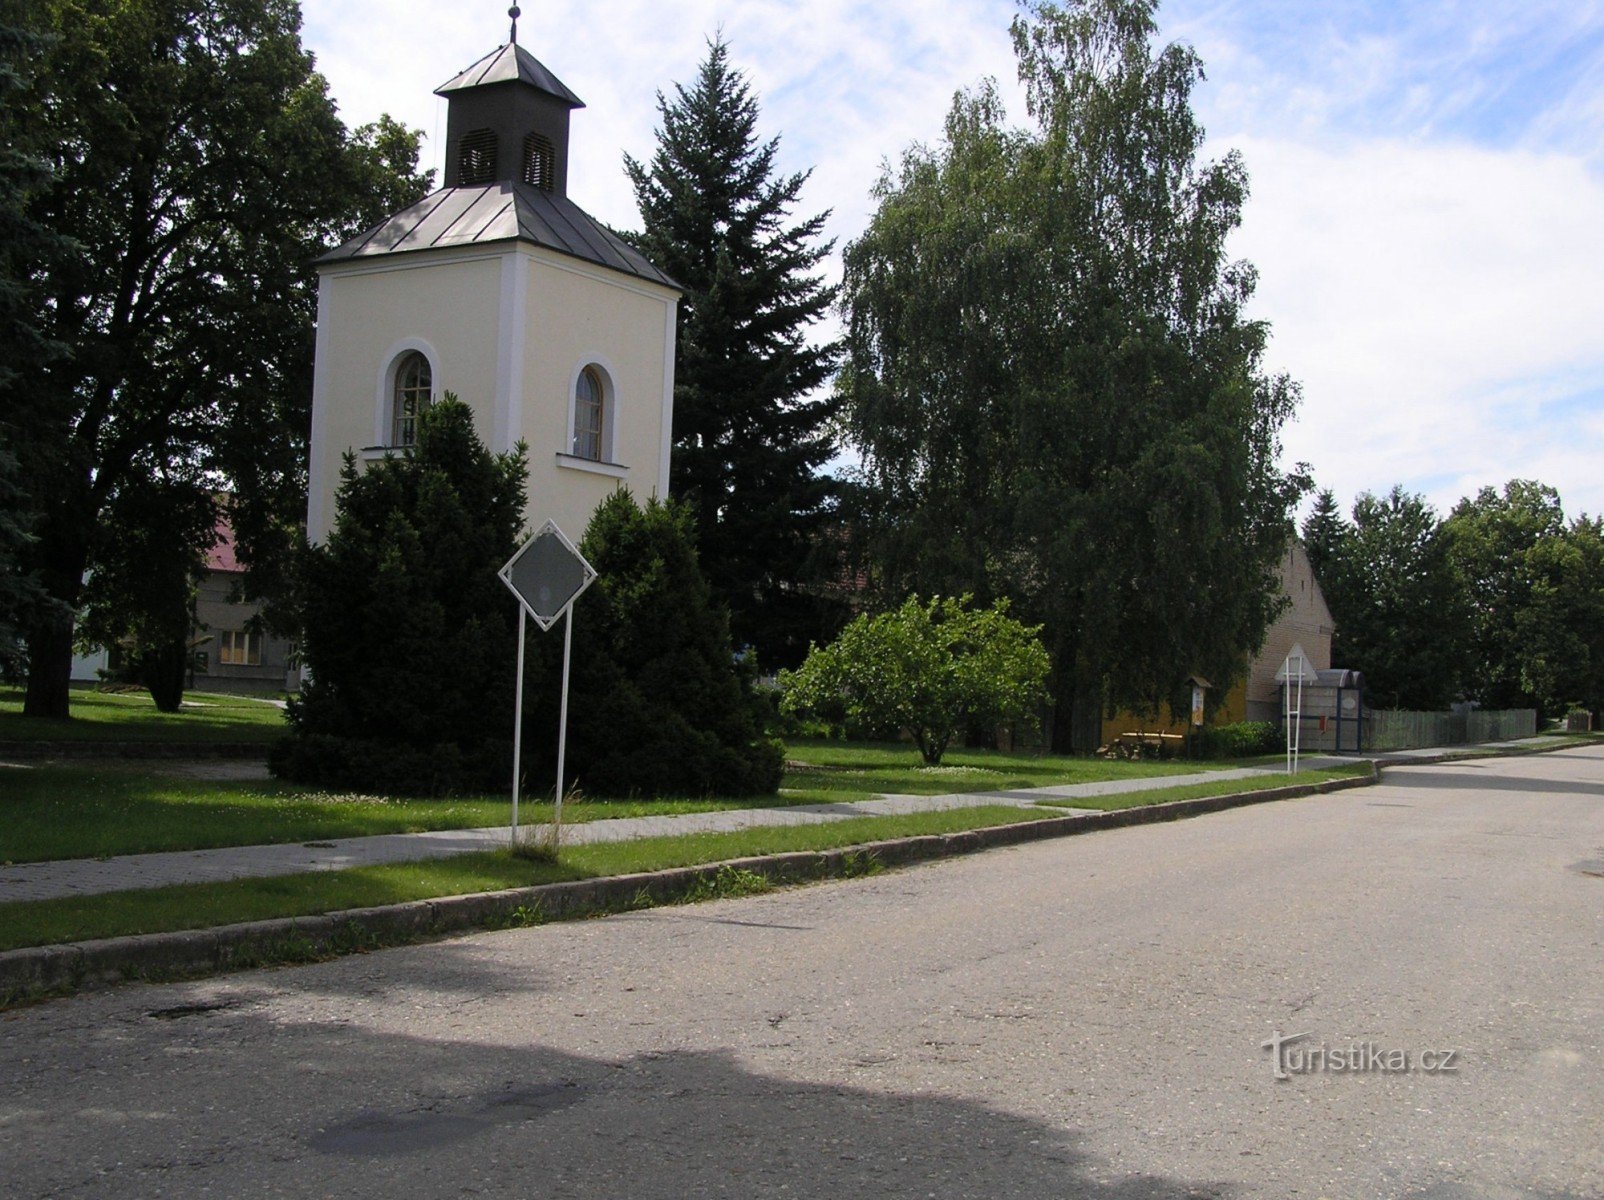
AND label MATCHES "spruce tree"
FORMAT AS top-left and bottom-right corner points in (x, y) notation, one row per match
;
(1300, 489), (1346, 579)
(625, 37), (841, 669)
